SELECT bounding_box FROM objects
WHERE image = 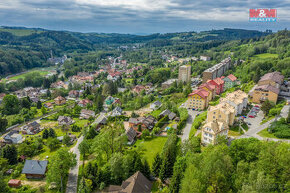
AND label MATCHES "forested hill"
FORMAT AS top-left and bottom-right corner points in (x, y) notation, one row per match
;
(0, 26), (271, 76)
